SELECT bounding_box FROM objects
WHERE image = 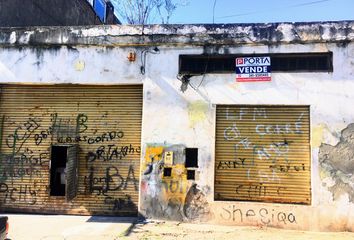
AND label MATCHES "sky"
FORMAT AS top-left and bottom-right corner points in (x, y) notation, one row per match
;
(168, 0), (354, 24)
